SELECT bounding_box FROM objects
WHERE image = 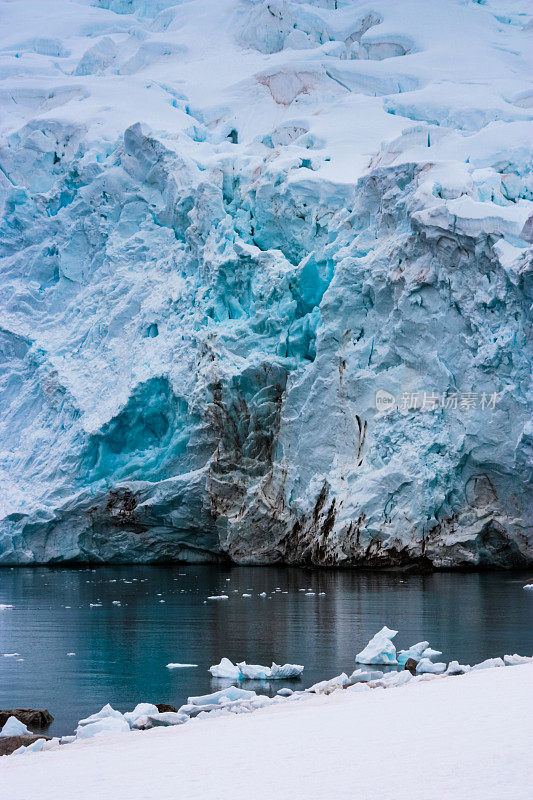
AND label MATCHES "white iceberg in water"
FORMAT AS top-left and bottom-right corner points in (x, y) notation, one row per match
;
(1, 716), (31, 737)
(209, 657), (240, 679)
(269, 662), (304, 679)
(355, 626), (398, 665)
(397, 641), (429, 665)
(416, 658), (447, 674)
(446, 660), (471, 675)
(166, 663), (198, 669)
(237, 662), (271, 680)
(210, 658), (303, 680)
(421, 647), (442, 660)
